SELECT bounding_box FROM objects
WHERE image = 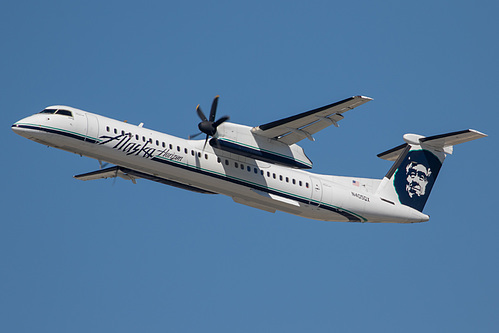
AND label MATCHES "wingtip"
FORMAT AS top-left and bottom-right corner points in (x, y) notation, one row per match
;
(469, 129), (488, 138)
